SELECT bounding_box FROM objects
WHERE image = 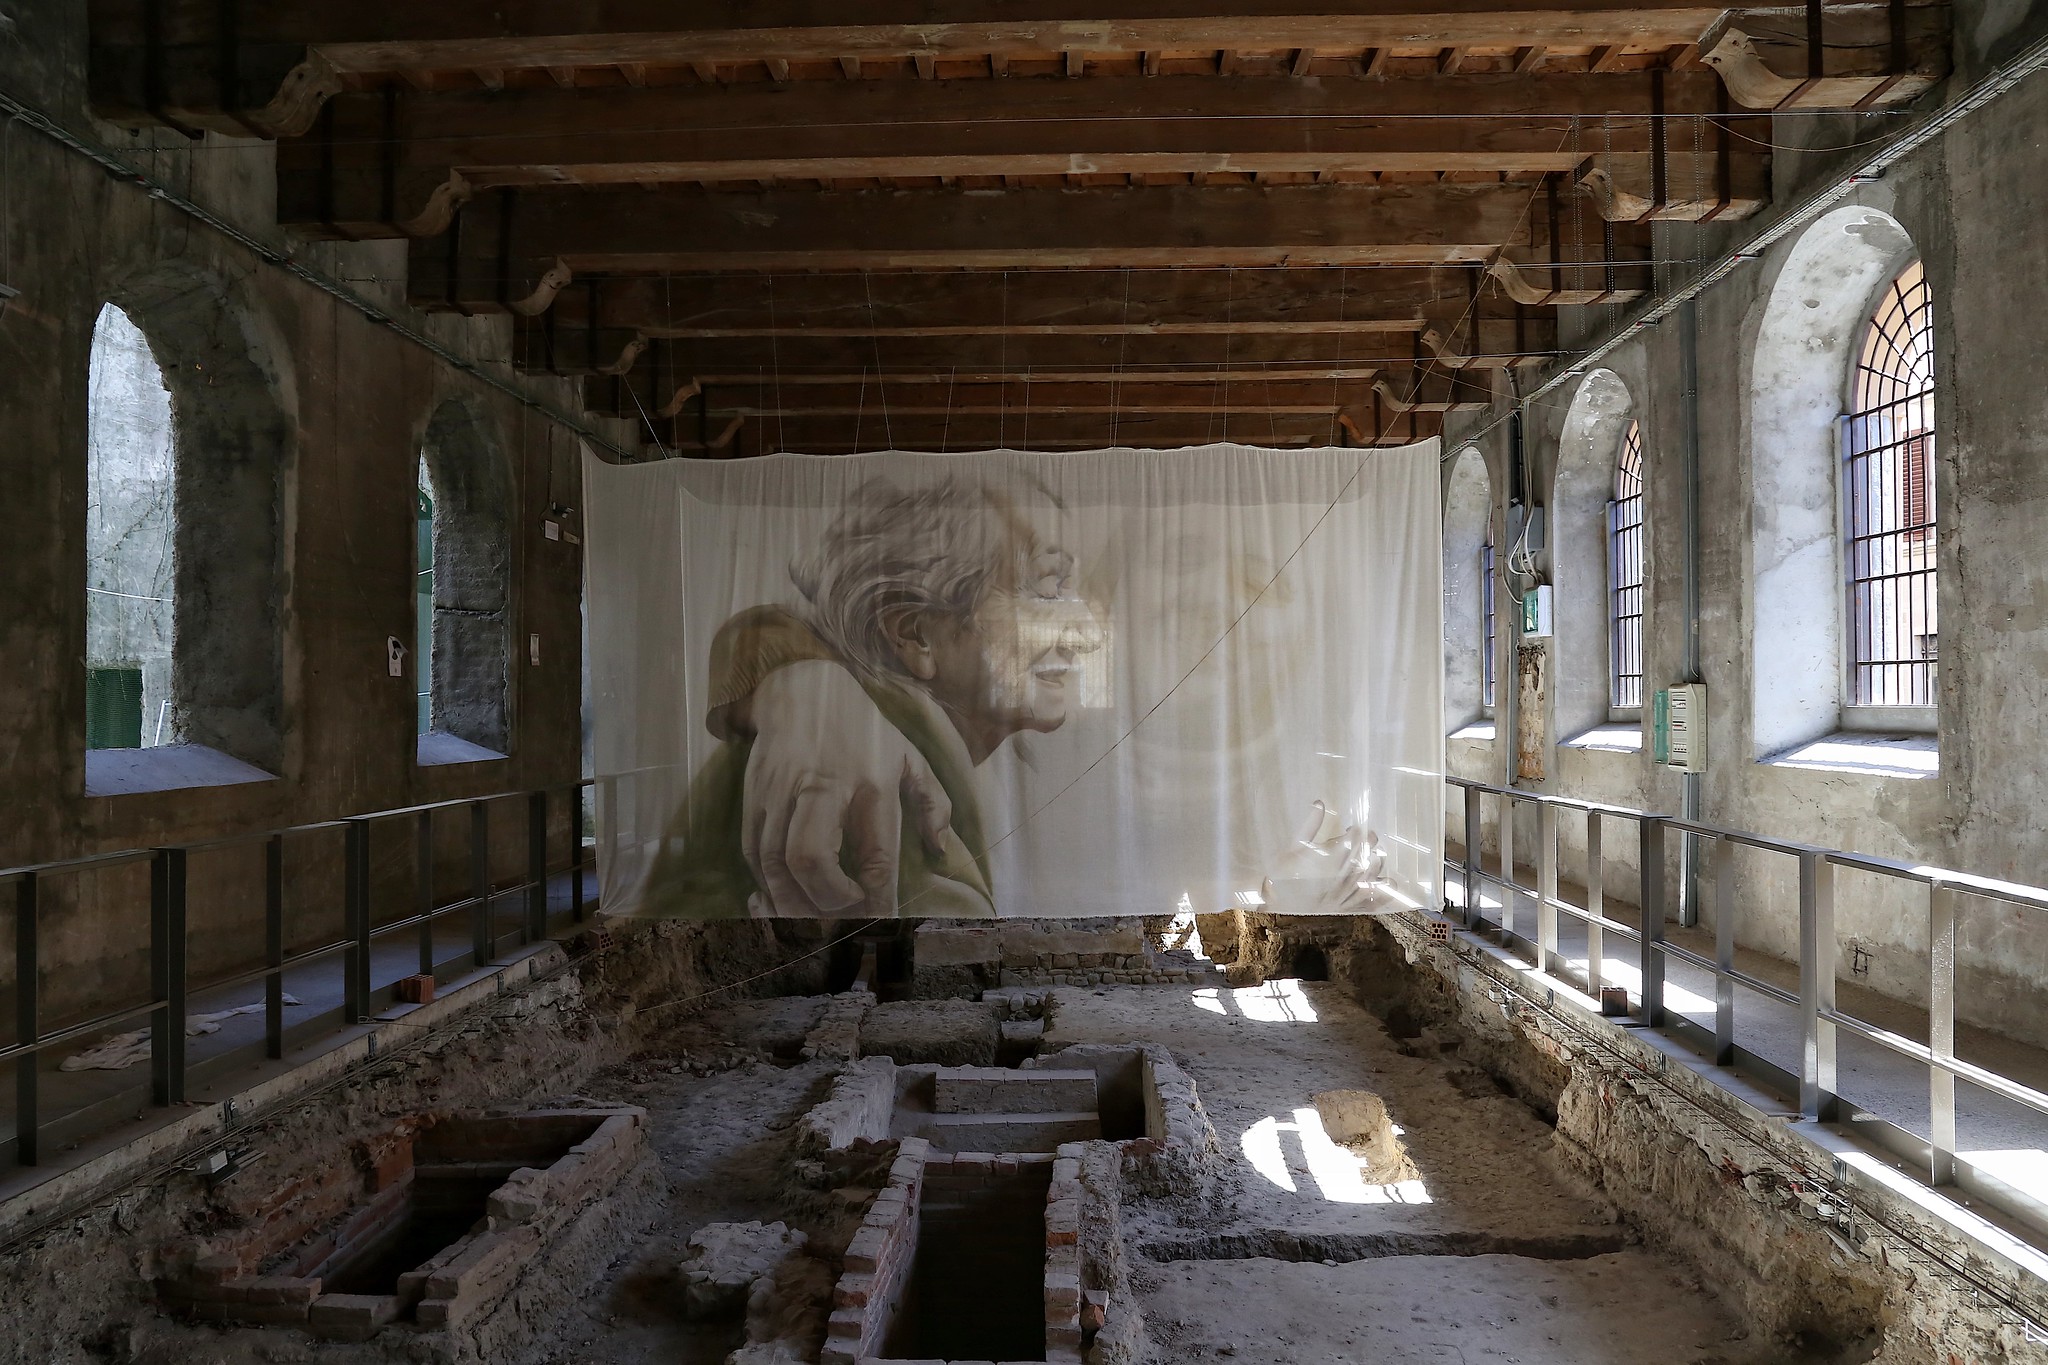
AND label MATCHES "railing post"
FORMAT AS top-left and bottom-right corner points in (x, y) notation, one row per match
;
(1499, 791), (1517, 942)
(1585, 811), (1605, 998)
(1713, 836), (1736, 1065)
(1928, 879), (1957, 1184)
(264, 835), (284, 1061)
(1797, 850), (1838, 1120)
(1637, 818), (1666, 1026)
(1461, 786), (1481, 929)
(1537, 802), (1558, 973)
(527, 789), (549, 943)
(150, 848), (187, 1107)
(416, 810), (435, 979)
(343, 821), (371, 1023)
(470, 799), (491, 967)
(14, 872), (38, 1166)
